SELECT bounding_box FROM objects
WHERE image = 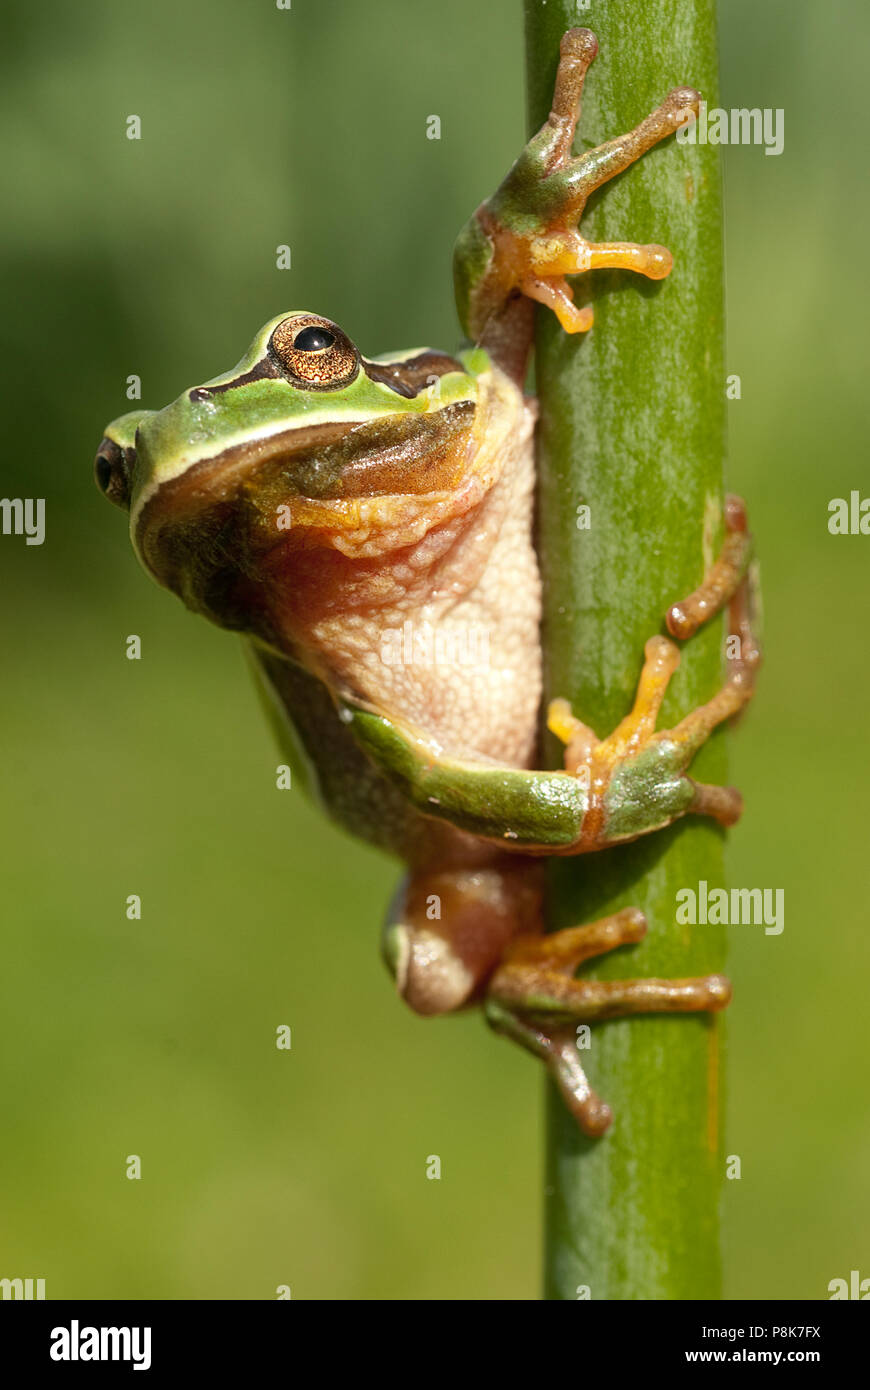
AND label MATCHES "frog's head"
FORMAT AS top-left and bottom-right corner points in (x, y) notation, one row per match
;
(95, 311), (488, 642)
